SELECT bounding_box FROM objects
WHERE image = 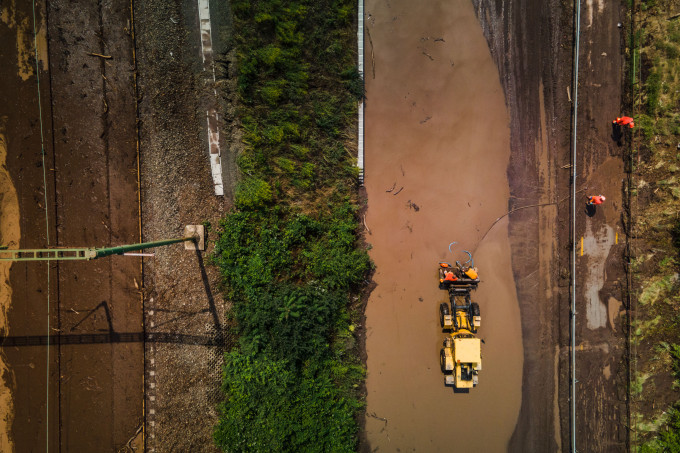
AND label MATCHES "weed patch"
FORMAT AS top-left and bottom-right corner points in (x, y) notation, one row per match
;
(629, 0), (680, 447)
